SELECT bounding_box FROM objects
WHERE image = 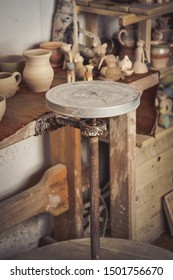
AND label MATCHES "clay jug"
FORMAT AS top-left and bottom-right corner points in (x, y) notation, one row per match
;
(23, 49), (54, 92)
(118, 26), (137, 60)
(118, 27), (136, 48)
